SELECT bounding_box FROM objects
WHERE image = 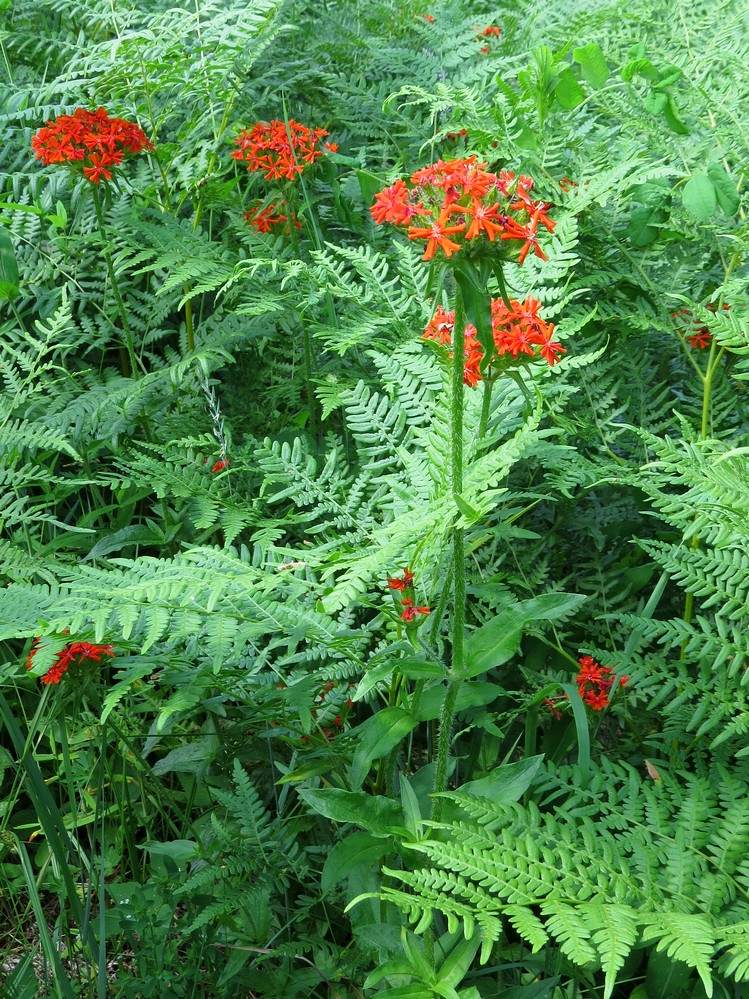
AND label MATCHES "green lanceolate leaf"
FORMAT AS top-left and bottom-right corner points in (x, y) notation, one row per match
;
(707, 163), (740, 215)
(573, 43), (610, 88)
(682, 174), (717, 221)
(321, 831), (391, 891)
(350, 707), (418, 788)
(463, 593), (586, 678)
(0, 227), (20, 300)
(297, 787), (407, 837)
